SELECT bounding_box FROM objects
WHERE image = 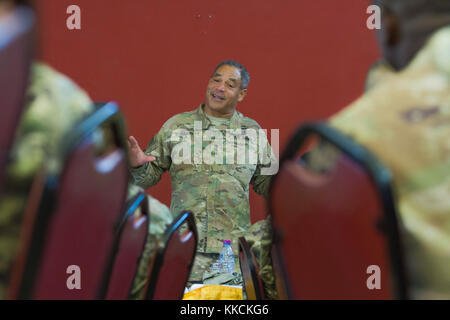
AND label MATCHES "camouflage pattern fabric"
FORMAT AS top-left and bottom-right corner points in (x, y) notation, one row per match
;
(126, 185), (174, 300)
(187, 252), (242, 287)
(0, 62), (174, 301)
(130, 104), (275, 282)
(330, 26), (450, 299)
(244, 216), (278, 300)
(364, 59), (396, 92)
(0, 62), (93, 299)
